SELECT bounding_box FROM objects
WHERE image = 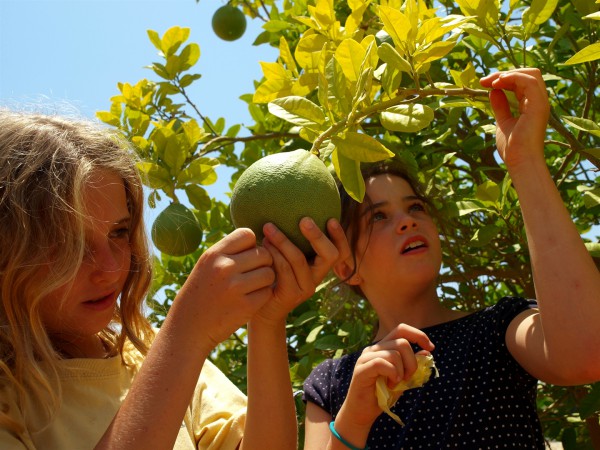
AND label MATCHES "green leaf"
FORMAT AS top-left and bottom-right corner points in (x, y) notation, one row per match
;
(562, 116), (600, 138)
(378, 42), (412, 73)
(332, 132), (394, 162)
(179, 43), (200, 71)
(306, 324), (324, 343)
(161, 26), (190, 57)
(332, 148), (365, 202)
(583, 188), (600, 209)
(136, 162), (171, 190)
(380, 104), (434, 132)
(579, 383), (600, 419)
(268, 96), (327, 128)
(147, 29), (163, 52)
(585, 242), (600, 258)
(164, 135), (188, 173)
(584, 11), (600, 20)
(377, 5), (411, 52)
(314, 335), (344, 350)
(178, 159), (218, 185)
(522, 0), (558, 37)
(456, 200), (487, 216)
(335, 38), (367, 83)
(476, 180), (500, 203)
(564, 42), (600, 65)
(184, 184), (211, 211)
(293, 311), (319, 327)
(470, 224), (500, 247)
(96, 111), (120, 127)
